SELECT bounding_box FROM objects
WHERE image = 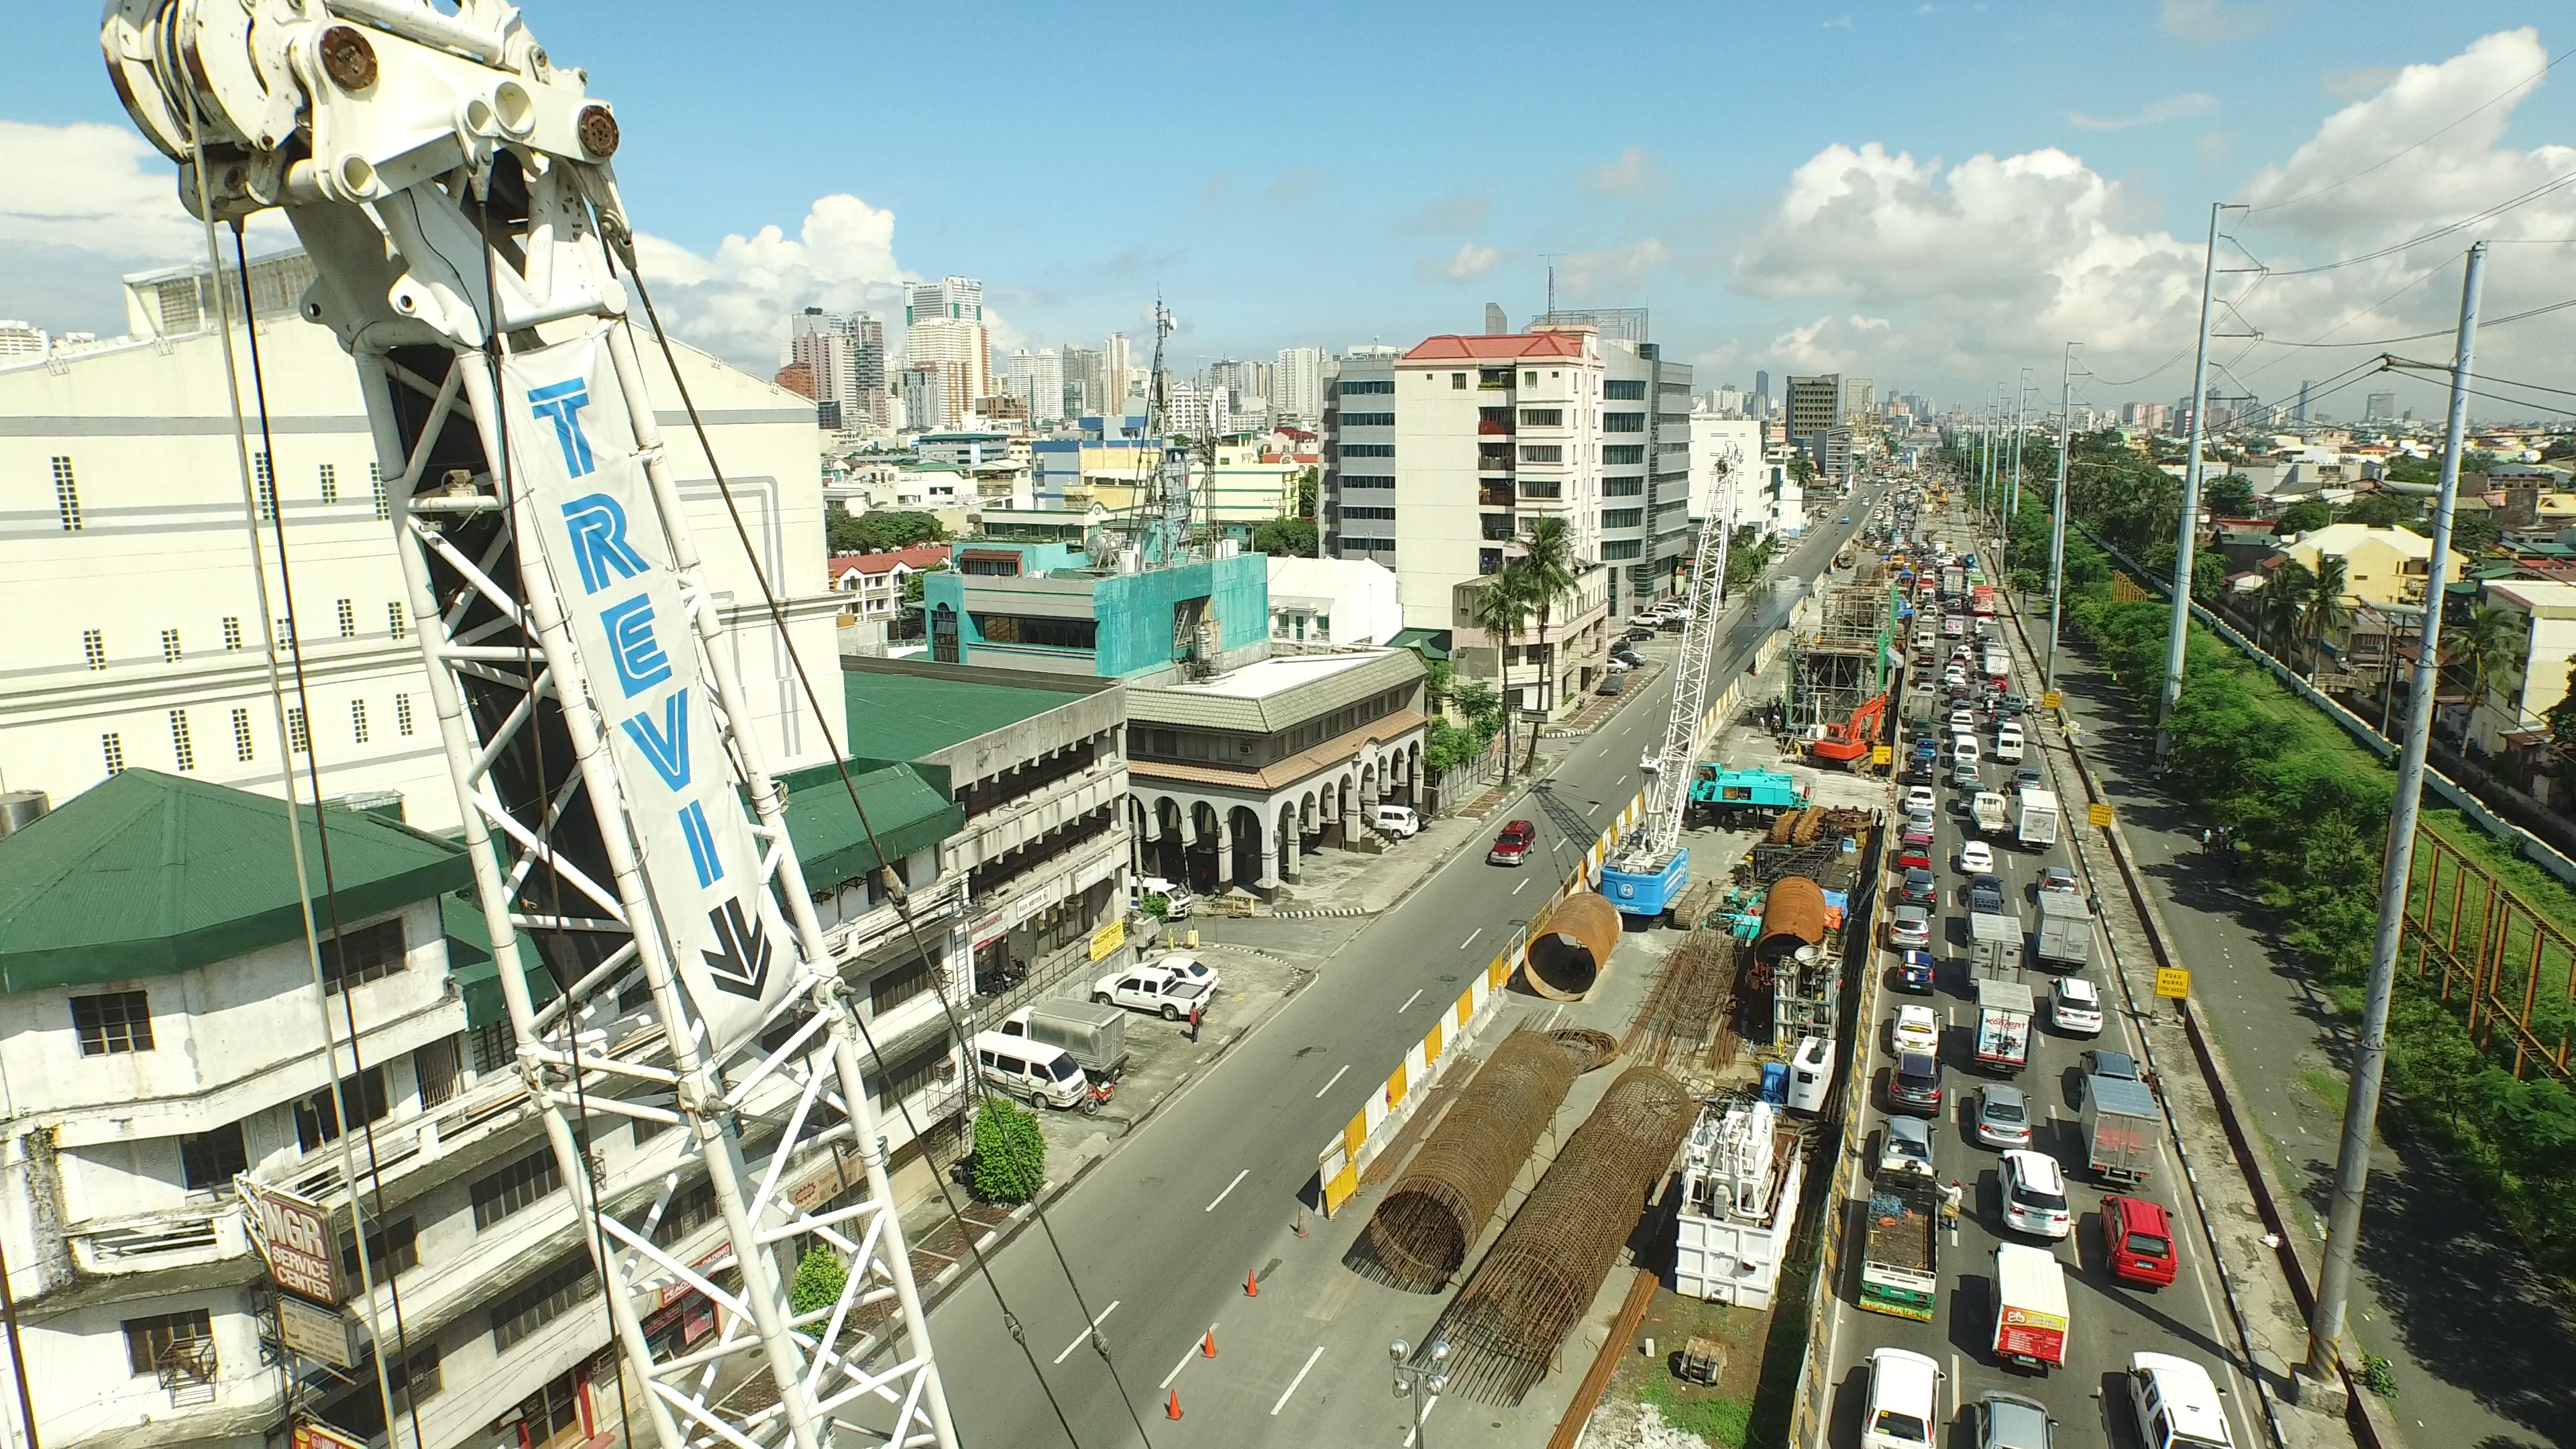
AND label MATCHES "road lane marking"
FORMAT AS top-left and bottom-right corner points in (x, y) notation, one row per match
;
(1206, 1169), (1250, 1212)
(1513, 879), (1528, 895)
(1052, 1301), (1120, 1364)
(1271, 1345), (1326, 1415)
(1398, 988), (1424, 1012)
(1400, 1394), (1442, 1446)
(1315, 1064), (1350, 1098)
(1460, 928), (1483, 951)
(1160, 1327), (1217, 1389)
